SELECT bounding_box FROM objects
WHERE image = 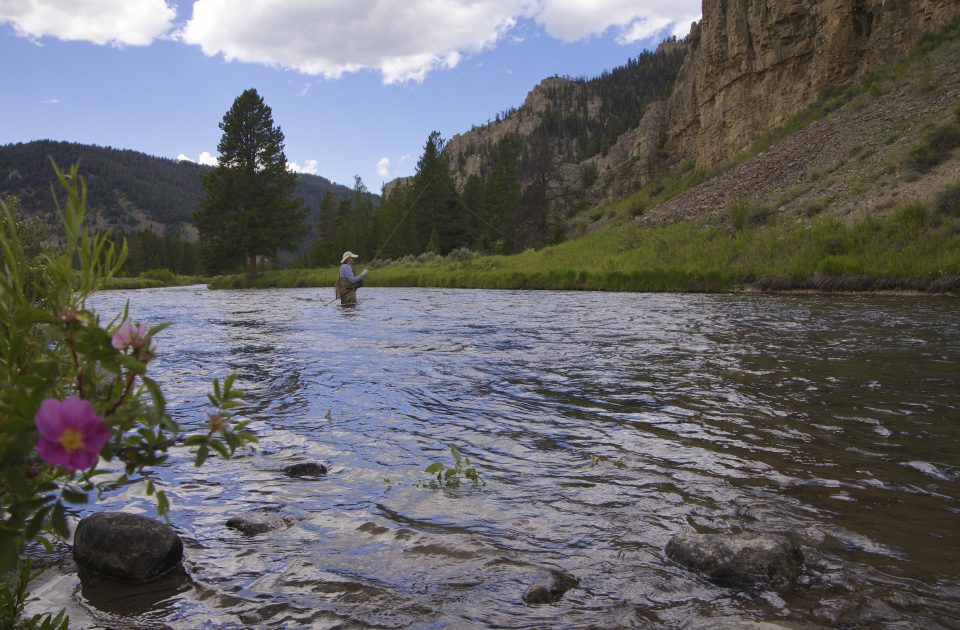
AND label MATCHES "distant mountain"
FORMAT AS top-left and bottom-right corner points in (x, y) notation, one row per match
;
(0, 140), (370, 239)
